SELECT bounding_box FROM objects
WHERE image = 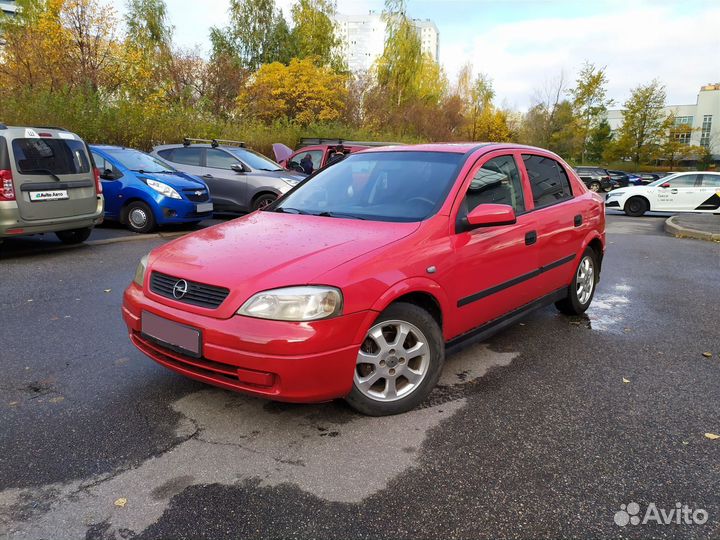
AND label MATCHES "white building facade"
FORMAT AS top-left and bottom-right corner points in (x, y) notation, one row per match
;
(336, 11), (439, 73)
(607, 84), (720, 158)
(0, 0), (17, 16)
